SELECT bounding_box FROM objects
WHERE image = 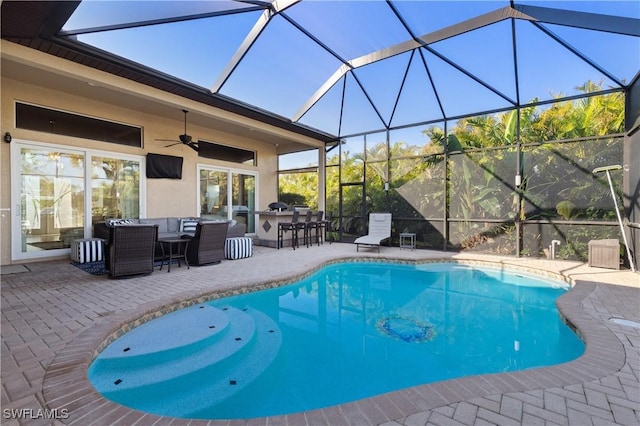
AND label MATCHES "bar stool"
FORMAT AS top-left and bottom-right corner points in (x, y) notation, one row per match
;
(306, 210), (323, 247)
(311, 211), (325, 245)
(298, 210), (314, 247)
(318, 211), (333, 244)
(277, 210), (300, 250)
